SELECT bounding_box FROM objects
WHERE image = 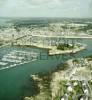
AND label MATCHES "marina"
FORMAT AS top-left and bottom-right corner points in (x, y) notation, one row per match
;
(0, 50), (38, 71)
